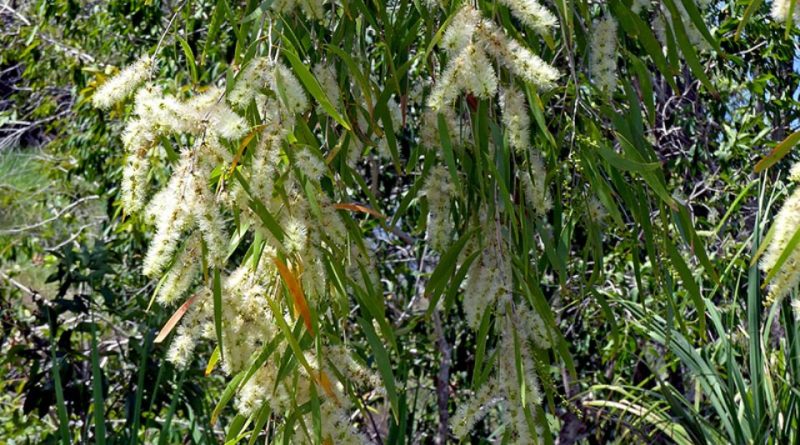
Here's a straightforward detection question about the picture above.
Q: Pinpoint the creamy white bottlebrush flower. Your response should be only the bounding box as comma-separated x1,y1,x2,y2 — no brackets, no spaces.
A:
132,86,193,134
228,58,308,115
453,304,544,439
319,201,349,247
284,216,309,255
313,62,342,109
521,151,551,215
157,233,201,306
220,264,278,373
631,0,651,14
132,84,246,142
431,5,558,110
761,169,800,303
166,288,212,368
207,103,249,141
500,86,531,154
316,401,371,445
235,363,283,415
519,301,554,349
228,58,271,108
590,15,618,94
142,155,194,277
462,231,511,329
246,116,286,212
272,63,310,115
790,162,800,182
424,165,456,251
92,55,152,108
498,0,558,34
294,147,327,179
772,0,800,23
100,23,394,436
451,380,503,439
420,107,461,150
190,177,228,268
299,0,325,20
496,306,543,439
476,18,560,90
655,4,711,52
325,344,381,389
120,149,151,213
587,196,608,222
140,138,229,276
428,44,498,110
441,6,481,54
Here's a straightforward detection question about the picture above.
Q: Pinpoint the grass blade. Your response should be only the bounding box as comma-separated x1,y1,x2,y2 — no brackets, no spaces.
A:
91,321,106,445
50,322,71,445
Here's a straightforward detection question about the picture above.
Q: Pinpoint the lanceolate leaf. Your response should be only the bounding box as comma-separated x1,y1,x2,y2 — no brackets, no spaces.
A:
274,256,314,336
281,46,352,130
755,130,800,173
154,294,198,344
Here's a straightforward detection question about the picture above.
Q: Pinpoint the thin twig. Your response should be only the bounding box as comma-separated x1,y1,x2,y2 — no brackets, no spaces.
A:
0,195,99,234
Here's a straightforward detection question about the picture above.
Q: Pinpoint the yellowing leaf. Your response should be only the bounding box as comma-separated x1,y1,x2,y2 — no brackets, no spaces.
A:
273,256,314,336
205,346,220,376
317,370,338,401
333,203,387,219
228,124,267,175
155,294,197,343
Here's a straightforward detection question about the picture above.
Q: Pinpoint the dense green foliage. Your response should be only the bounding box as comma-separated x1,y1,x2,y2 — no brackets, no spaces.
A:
4,0,800,443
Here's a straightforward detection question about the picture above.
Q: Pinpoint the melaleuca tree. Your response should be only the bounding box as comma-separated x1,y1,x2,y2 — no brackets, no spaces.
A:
88,0,723,442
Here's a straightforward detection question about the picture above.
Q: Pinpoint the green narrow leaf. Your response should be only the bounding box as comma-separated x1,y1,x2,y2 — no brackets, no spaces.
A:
325,45,374,108
265,295,315,375
157,371,186,445
232,169,286,242
91,322,106,445
375,94,403,174
213,268,224,361
358,317,399,420
665,241,706,335
225,414,248,443
735,0,765,39
202,0,228,64
592,289,620,346
662,0,717,93
281,47,352,130
212,372,246,425
425,230,475,315
248,404,272,445
754,130,800,173
675,0,721,52
628,54,656,128
176,36,198,84
51,326,71,445
610,0,679,91
594,142,661,172
674,205,720,285
130,333,152,445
